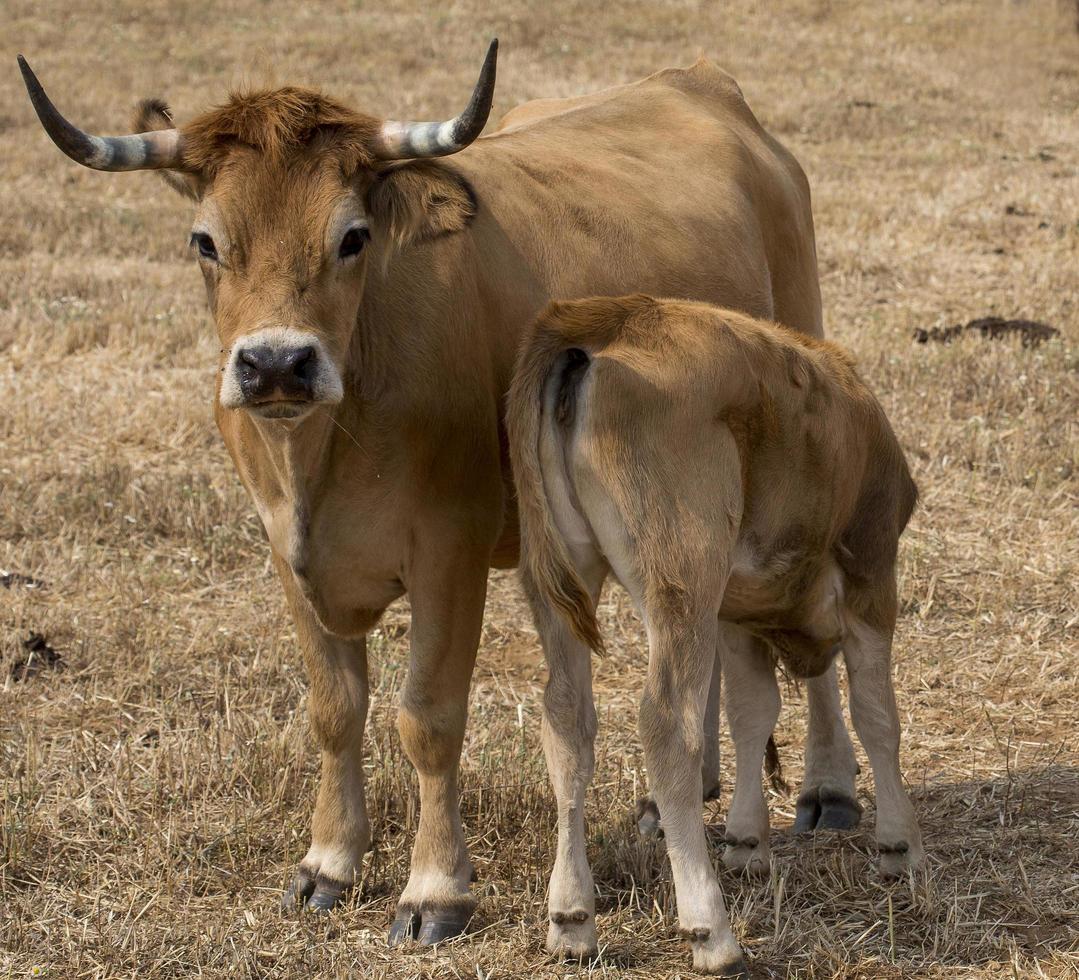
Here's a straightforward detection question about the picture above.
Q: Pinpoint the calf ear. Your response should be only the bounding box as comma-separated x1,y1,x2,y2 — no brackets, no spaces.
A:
132,99,202,201
366,160,477,251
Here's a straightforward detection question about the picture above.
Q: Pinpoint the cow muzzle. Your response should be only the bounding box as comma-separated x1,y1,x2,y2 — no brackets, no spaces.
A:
219,328,344,419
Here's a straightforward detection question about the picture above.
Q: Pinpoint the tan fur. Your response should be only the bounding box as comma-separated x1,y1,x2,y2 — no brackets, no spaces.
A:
101,60,841,931
509,295,923,971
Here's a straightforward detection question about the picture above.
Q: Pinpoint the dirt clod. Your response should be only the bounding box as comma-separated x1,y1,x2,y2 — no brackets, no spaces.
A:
913,317,1060,348
10,633,63,681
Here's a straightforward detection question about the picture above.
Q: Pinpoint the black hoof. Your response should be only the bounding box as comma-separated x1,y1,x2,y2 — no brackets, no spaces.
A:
388,908,471,946
306,875,350,912
282,869,350,912
636,797,663,838
387,909,420,946
281,868,316,910
794,788,862,833
417,910,471,945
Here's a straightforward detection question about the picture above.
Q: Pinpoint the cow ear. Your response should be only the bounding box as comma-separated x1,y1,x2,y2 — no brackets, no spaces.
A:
132,99,202,201
365,160,477,251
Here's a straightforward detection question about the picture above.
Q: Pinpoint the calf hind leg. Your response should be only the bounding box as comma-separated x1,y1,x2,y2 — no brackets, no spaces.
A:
635,647,722,839
641,613,747,977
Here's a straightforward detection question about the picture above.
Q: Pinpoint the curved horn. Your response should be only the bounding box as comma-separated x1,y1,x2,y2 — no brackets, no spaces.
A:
18,56,183,171
374,39,498,160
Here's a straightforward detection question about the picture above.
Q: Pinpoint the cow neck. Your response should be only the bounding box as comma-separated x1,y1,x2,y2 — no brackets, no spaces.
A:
242,410,335,571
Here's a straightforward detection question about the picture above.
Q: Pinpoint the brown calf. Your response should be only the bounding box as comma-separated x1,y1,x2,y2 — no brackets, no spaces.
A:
509,295,923,975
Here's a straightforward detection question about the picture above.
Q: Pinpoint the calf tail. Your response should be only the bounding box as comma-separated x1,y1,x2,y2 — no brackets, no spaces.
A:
507,309,605,655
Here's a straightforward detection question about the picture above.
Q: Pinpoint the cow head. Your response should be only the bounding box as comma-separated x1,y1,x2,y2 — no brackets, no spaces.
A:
19,42,497,422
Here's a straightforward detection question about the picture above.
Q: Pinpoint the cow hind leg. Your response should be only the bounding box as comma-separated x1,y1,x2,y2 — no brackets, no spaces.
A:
843,617,923,877
640,612,747,977
719,623,779,875
794,663,863,833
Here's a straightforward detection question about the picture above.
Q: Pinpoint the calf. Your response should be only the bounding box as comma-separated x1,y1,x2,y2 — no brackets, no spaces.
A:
508,295,923,975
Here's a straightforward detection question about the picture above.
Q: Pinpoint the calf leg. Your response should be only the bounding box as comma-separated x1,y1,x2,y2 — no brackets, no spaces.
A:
527,562,606,960
389,546,489,945
794,664,863,832
635,649,722,839
280,575,371,912
843,618,923,877
640,614,747,977
719,623,779,875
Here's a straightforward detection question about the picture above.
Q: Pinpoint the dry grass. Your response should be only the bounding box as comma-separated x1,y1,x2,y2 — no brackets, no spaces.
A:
2,1,1078,977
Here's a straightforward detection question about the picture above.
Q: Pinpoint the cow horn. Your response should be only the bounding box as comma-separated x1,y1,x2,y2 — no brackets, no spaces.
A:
374,39,498,160
18,56,184,171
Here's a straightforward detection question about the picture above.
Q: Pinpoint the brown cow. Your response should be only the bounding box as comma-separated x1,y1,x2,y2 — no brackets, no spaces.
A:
20,45,860,944
509,295,923,975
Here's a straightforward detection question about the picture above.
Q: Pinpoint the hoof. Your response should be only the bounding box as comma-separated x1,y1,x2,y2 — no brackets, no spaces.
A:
722,834,770,875
703,782,723,802
794,788,862,833
879,838,924,879
635,797,663,838
683,930,749,976
282,868,350,912
388,907,471,946
546,910,597,961
281,867,316,911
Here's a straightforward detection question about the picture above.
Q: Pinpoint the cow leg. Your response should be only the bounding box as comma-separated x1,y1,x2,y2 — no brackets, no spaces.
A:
794,664,863,833
640,613,747,977
843,618,923,877
635,646,722,839
719,624,778,875
529,561,606,960
389,546,488,946
281,580,371,912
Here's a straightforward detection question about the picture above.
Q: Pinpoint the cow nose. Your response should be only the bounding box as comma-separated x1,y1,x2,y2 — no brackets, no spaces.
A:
236,344,317,401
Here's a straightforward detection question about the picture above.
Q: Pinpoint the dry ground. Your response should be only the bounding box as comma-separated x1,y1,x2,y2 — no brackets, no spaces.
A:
2,1,1078,977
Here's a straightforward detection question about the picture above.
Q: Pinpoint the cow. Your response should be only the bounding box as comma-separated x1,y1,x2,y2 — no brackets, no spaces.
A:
19,43,863,945
508,294,924,975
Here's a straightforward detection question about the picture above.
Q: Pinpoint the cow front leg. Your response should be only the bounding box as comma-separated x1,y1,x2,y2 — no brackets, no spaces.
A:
843,618,923,877
280,577,370,912
641,613,747,977
794,663,863,833
719,624,779,875
388,549,488,946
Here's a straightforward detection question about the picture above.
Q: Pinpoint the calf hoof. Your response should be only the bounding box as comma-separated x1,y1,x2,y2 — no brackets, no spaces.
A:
281,867,350,912
680,928,749,977
388,906,471,946
879,839,925,879
547,909,598,960
635,797,663,838
794,788,862,833
722,834,770,875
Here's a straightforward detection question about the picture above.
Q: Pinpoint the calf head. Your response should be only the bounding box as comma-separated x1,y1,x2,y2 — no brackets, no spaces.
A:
19,42,496,422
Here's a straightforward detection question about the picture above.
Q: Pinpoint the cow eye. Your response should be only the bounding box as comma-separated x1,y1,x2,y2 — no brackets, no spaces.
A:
338,226,370,260
191,232,218,261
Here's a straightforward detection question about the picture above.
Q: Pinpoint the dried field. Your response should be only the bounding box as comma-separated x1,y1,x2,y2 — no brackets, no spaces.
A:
2,1,1078,977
